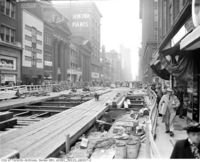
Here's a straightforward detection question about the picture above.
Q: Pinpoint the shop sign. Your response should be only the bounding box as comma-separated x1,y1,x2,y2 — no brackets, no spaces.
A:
0,56,16,70
44,61,52,67
192,0,200,27
1,74,16,83
72,13,90,28
91,72,99,79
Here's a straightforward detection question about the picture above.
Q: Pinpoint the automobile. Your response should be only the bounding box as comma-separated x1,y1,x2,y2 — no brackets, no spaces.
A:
110,84,116,88
82,87,90,92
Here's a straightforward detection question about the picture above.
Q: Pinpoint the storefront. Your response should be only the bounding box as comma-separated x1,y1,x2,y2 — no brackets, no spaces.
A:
67,68,82,83
150,1,200,123
179,23,200,123
0,44,21,85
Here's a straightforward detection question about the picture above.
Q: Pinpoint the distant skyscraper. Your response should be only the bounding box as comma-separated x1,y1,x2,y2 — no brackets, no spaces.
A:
120,45,132,81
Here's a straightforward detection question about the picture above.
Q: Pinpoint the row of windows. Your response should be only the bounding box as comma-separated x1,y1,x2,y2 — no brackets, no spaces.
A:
70,62,78,69
0,0,16,19
25,35,42,45
25,45,42,54
0,25,15,43
25,25,42,36
44,53,52,62
25,56,42,65
44,34,52,46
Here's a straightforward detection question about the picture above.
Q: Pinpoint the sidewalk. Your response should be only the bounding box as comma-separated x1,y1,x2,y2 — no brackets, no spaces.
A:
155,116,187,158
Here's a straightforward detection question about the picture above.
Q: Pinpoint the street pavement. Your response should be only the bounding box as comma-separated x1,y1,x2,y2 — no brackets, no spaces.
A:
155,116,187,158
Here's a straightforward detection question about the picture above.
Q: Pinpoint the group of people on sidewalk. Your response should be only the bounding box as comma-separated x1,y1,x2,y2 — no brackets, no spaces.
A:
152,85,200,159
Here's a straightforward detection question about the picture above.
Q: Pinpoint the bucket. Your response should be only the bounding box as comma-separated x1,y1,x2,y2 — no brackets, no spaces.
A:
115,143,127,159
126,141,141,159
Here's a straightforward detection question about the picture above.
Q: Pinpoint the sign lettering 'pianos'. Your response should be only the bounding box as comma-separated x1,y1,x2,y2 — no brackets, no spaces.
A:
72,13,90,28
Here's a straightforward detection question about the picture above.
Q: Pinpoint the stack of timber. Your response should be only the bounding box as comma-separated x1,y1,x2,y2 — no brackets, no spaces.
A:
0,112,17,131
0,89,123,158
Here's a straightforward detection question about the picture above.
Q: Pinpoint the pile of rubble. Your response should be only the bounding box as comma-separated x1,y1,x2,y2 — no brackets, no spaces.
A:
62,108,149,159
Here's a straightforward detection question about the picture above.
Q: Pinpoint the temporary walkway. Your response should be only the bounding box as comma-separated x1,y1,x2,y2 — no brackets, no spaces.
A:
155,116,187,158
0,89,125,158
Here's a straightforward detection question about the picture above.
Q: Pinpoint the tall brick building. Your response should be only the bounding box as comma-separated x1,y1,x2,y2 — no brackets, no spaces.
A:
0,0,22,85
54,2,102,81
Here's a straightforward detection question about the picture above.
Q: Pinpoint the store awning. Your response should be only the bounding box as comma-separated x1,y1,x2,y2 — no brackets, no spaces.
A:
150,51,170,80
152,44,200,81
180,25,200,50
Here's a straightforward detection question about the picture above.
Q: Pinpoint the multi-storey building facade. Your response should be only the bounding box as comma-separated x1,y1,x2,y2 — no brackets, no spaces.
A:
147,0,200,122
71,36,92,83
0,0,22,85
17,1,71,83
139,0,159,83
43,23,54,80
106,50,122,82
21,9,44,84
54,2,102,81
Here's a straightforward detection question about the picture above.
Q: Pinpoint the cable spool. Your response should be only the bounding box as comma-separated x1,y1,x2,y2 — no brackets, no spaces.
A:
192,0,200,27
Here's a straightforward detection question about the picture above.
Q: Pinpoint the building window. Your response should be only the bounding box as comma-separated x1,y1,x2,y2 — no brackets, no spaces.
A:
0,26,4,41
0,25,16,43
25,45,32,52
36,49,42,54
25,56,32,61
5,0,9,16
11,29,14,43
0,0,16,18
10,2,15,18
37,39,42,45
25,35,32,41
5,27,10,42
25,25,32,32
37,30,42,36
0,0,5,13
44,34,51,46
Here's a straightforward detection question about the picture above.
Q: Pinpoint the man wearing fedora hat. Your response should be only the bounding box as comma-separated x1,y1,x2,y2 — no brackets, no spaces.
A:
170,124,200,159
158,88,180,137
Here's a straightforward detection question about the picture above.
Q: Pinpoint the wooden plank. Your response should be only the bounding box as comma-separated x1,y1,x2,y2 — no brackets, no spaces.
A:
0,118,17,130
10,109,62,113
42,101,84,104
0,112,14,122
25,105,71,110
14,111,30,117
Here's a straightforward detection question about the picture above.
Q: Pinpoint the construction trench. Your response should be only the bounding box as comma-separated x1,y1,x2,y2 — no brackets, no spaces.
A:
0,88,155,159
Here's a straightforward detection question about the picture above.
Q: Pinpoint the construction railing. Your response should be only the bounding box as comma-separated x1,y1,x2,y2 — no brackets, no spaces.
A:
146,88,161,158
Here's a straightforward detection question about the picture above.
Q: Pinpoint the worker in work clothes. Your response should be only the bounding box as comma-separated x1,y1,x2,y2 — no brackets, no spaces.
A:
94,93,100,101
158,88,180,137
171,124,200,159
124,98,130,110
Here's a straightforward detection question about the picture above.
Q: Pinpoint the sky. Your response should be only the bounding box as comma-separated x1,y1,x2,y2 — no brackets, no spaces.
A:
95,0,141,80
52,0,142,80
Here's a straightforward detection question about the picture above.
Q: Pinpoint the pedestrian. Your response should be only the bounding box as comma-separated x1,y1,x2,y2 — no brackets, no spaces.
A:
170,124,200,159
176,86,184,118
124,98,129,110
94,93,99,101
158,88,180,137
